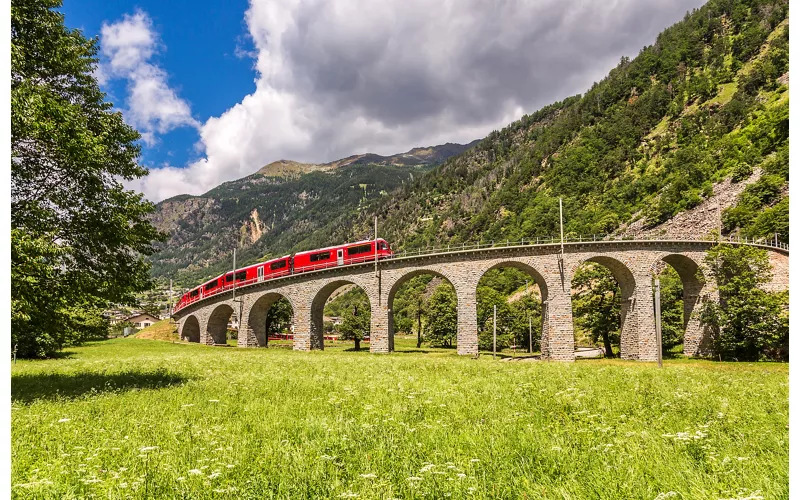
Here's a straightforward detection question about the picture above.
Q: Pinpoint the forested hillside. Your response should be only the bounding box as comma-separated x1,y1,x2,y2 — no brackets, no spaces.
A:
338,0,789,251
151,0,787,289
149,142,477,284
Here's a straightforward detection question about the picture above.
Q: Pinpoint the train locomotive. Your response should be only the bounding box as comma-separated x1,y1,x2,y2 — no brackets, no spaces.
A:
173,238,392,312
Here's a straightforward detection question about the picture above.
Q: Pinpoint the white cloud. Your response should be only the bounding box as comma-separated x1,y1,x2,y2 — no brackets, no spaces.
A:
100,11,198,146
127,0,706,202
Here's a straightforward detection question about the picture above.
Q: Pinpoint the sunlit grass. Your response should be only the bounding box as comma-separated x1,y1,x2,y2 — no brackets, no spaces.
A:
11,338,787,499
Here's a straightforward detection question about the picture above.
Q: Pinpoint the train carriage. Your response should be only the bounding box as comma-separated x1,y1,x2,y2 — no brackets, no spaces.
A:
173,239,392,313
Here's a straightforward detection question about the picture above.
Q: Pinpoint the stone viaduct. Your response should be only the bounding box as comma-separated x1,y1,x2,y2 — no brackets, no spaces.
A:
172,240,789,362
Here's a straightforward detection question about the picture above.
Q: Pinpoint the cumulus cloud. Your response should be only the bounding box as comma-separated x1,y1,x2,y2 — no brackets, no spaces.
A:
130,0,704,202
100,11,199,145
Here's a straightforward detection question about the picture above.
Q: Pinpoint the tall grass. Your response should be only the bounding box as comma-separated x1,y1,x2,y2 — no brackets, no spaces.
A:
11,339,787,499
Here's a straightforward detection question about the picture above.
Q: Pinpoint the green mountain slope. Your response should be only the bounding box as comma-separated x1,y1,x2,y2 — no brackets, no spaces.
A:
150,0,788,288
149,142,478,284
340,0,788,252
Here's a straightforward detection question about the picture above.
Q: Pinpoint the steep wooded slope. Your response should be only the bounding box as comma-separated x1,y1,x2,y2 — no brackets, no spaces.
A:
337,0,789,251
149,142,478,284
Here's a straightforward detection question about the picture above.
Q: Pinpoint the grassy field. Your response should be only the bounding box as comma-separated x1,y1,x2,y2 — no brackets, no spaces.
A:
11,338,788,499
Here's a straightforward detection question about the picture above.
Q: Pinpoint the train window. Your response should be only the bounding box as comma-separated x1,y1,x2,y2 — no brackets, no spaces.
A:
347,244,372,255
236,271,247,281
225,273,233,282
310,251,331,262
204,282,216,291
190,290,199,297
380,241,388,250
270,260,287,270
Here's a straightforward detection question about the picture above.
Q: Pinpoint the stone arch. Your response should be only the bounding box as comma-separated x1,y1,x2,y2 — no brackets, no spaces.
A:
572,255,639,359
477,260,549,301
207,303,235,345
181,315,200,343
247,292,295,347
311,279,373,350
386,269,458,351
653,253,706,356
475,260,550,354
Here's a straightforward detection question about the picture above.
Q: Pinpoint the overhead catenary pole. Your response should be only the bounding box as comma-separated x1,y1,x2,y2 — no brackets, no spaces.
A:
654,277,663,368
559,197,565,255
374,216,378,278
526,280,532,353
169,279,173,315
232,248,236,301
493,305,497,360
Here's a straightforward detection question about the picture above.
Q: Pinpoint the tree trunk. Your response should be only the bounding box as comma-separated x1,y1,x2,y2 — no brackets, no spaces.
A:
597,294,613,358
602,331,613,358
354,339,361,351
416,303,422,348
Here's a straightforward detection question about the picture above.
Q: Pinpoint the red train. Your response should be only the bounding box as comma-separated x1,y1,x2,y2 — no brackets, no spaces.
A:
174,239,393,312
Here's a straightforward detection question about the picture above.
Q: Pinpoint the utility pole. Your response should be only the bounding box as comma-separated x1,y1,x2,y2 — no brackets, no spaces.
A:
654,277,663,368
232,248,243,345
525,280,531,353
558,197,566,289
374,216,378,278
493,305,497,360
559,198,565,255
529,316,533,355
169,279,173,315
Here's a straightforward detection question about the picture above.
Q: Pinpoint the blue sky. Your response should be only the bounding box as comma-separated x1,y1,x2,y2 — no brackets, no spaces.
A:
61,0,255,170
59,0,706,202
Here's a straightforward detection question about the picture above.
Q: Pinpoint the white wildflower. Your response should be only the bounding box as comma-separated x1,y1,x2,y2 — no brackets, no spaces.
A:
359,473,376,479
58,418,70,423
139,446,158,452
188,469,203,475
654,492,678,500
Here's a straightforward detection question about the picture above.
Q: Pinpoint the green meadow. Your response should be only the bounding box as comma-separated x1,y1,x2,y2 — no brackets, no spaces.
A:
11,338,788,499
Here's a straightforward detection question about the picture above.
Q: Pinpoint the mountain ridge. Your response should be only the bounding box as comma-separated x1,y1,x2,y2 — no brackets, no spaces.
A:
256,141,481,178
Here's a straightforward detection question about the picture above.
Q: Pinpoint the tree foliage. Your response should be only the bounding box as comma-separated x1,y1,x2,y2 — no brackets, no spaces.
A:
336,292,371,351
699,244,788,361
11,0,164,357
572,264,621,357
425,284,458,348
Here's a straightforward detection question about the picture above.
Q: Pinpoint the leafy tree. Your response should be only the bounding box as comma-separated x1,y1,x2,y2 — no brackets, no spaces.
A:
337,300,370,351
265,297,293,344
658,266,685,352
572,264,620,357
12,0,164,357
425,284,457,348
699,244,788,361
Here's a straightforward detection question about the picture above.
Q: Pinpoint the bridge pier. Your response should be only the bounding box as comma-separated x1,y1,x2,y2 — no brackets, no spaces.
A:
543,292,575,361
293,304,315,351
456,288,479,356
370,301,391,353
